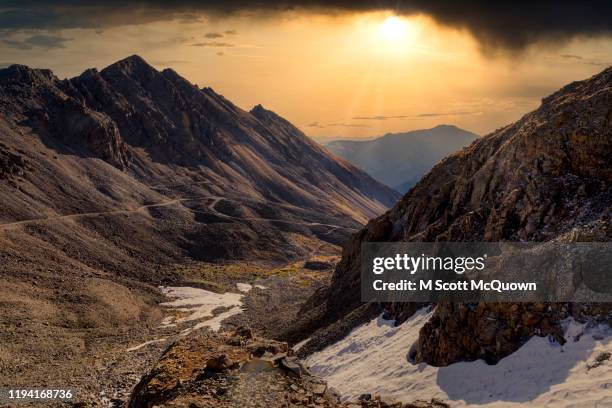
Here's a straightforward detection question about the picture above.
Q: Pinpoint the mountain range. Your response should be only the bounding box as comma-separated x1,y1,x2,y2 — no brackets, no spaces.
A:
0,55,399,265
326,125,478,192
3,55,611,407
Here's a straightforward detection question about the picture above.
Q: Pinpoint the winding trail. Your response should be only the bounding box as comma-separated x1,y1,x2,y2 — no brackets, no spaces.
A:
0,197,199,230
0,193,358,234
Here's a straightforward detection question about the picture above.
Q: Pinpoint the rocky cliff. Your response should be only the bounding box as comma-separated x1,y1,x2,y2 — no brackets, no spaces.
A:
297,66,612,365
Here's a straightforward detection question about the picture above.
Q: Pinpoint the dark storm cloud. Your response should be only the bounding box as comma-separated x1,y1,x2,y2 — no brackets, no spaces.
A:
3,34,71,49
0,1,611,51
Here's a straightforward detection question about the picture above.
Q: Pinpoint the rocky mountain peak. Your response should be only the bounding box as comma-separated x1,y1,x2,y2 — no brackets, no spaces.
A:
102,54,155,77
431,124,462,131
250,104,290,125
78,67,99,79
249,104,308,142
298,65,612,366
250,103,269,117
0,64,57,88
1,55,399,237
541,65,612,108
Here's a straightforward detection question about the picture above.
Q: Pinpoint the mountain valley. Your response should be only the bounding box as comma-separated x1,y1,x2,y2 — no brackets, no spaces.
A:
0,56,398,406
1,57,611,408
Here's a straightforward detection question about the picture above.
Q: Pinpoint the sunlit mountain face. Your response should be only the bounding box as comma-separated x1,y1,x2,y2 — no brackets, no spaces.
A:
1,2,611,140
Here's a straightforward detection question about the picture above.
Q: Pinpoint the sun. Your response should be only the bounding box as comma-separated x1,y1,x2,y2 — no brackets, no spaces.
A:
379,16,408,41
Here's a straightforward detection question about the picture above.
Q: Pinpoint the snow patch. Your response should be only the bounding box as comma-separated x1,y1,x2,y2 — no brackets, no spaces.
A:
307,308,612,407
293,337,311,352
187,307,244,333
159,316,175,327
127,338,166,352
236,283,252,292
159,286,244,333
254,284,267,290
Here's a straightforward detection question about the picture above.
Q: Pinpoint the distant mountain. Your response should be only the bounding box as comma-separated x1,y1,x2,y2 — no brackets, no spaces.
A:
326,125,478,192
310,135,376,145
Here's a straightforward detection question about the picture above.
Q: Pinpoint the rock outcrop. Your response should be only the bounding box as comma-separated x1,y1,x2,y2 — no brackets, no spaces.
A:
0,64,130,168
299,66,612,365
0,142,29,181
129,328,449,408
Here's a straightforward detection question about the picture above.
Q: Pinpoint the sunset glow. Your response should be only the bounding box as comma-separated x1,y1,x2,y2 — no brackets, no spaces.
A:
0,9,610,140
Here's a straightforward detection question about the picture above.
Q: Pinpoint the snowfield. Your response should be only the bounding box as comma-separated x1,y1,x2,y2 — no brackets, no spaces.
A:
307,307,612,407
236,283,253,293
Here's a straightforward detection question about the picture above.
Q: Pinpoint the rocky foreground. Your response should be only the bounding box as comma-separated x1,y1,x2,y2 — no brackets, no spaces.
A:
128,327,448,408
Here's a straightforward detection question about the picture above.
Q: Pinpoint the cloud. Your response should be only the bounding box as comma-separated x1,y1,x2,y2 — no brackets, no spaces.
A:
416,111,475,117
328,123,369,128
352,115,411,120
151,59,191,65
0,2,610,52
560,54,583,60
583,60,611,67
204,32,224,38
352,112,476,120
224,29,237,35
306,121,368,128
3,33,71,50
178,13,204,23
217,51,224,56
191,41,233,47
2,39,31,50
305,121,324,128
558,54,611,67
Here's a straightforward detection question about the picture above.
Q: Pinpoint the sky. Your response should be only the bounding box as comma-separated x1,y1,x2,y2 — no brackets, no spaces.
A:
1,2,611,141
